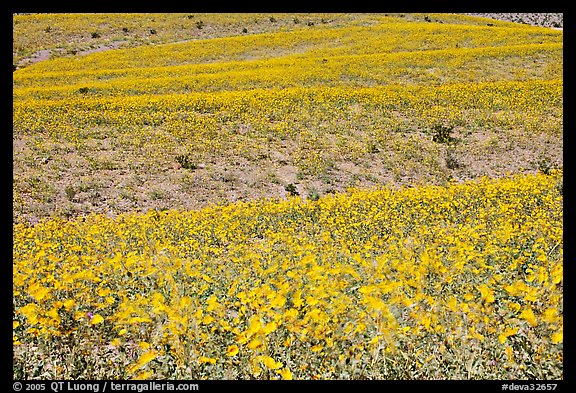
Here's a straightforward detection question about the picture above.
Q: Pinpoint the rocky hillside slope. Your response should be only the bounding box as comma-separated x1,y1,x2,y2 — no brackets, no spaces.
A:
466,13,563,28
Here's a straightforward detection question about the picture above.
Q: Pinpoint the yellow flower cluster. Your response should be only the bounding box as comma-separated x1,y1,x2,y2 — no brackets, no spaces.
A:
13,172,563,379
13,42,562,100
13,79,563,157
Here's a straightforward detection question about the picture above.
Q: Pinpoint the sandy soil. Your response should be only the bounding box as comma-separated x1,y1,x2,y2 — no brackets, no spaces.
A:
15,41,129,70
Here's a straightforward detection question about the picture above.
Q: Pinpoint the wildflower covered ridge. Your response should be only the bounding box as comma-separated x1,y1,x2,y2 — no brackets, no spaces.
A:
13,13,562,225
14,172,563,379
13,13,562,379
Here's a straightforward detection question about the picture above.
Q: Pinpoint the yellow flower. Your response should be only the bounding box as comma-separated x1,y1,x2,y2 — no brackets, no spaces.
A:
127,316,153,324
283,308,298,321
551,264,563,285
354,322,366,334
90,314,104,325
202,315,214,325
365,295,388,311
247,338,264,350
235,332,248,344
63,299,76,311
498,327,518,344
246,316,262,336
259,355,283,370
519,308,538,327
271,294,286,308
278,368,293,380
28,282,50,302
198,356,217,365
477,284,495,304
226,345,239,357
202,274,215,283
263,321,278,335
179,296,192,308
551,330,563,344
507,302,521,313
127,351,158,375
542,308,557,324
421,315,431,331
505,346,515,363
138,342,150,349
250,362,262,377
19,303,40,325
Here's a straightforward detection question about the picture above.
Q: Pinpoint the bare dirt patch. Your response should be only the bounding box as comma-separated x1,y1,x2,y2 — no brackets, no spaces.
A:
15,41,129,70
12,126,561,226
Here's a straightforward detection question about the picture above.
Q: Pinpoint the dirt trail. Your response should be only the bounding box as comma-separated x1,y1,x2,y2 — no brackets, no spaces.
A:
15,40,128,70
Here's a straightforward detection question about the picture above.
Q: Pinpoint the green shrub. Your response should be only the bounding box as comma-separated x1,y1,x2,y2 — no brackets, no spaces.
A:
285,183,299,196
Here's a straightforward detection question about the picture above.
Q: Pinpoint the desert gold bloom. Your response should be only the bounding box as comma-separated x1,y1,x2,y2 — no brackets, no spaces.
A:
226,345,239,357
519,308,538,327
198,356,217,365
498,327,519,344
279,368,293,380
19,304,40,326
90,314,104,325
259,355,283,370
551,330,563,344
478,284,495,304
127,351,158,375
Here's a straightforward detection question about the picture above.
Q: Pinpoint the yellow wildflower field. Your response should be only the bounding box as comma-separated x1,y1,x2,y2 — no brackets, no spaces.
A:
13,13,562,225
13,172,563,379
13,13,562,379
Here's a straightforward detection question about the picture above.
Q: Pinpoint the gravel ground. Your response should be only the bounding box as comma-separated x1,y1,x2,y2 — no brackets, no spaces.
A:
465,13,563,28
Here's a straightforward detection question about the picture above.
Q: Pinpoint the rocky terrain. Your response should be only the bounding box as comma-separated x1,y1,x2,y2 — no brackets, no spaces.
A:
465,13,563,28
